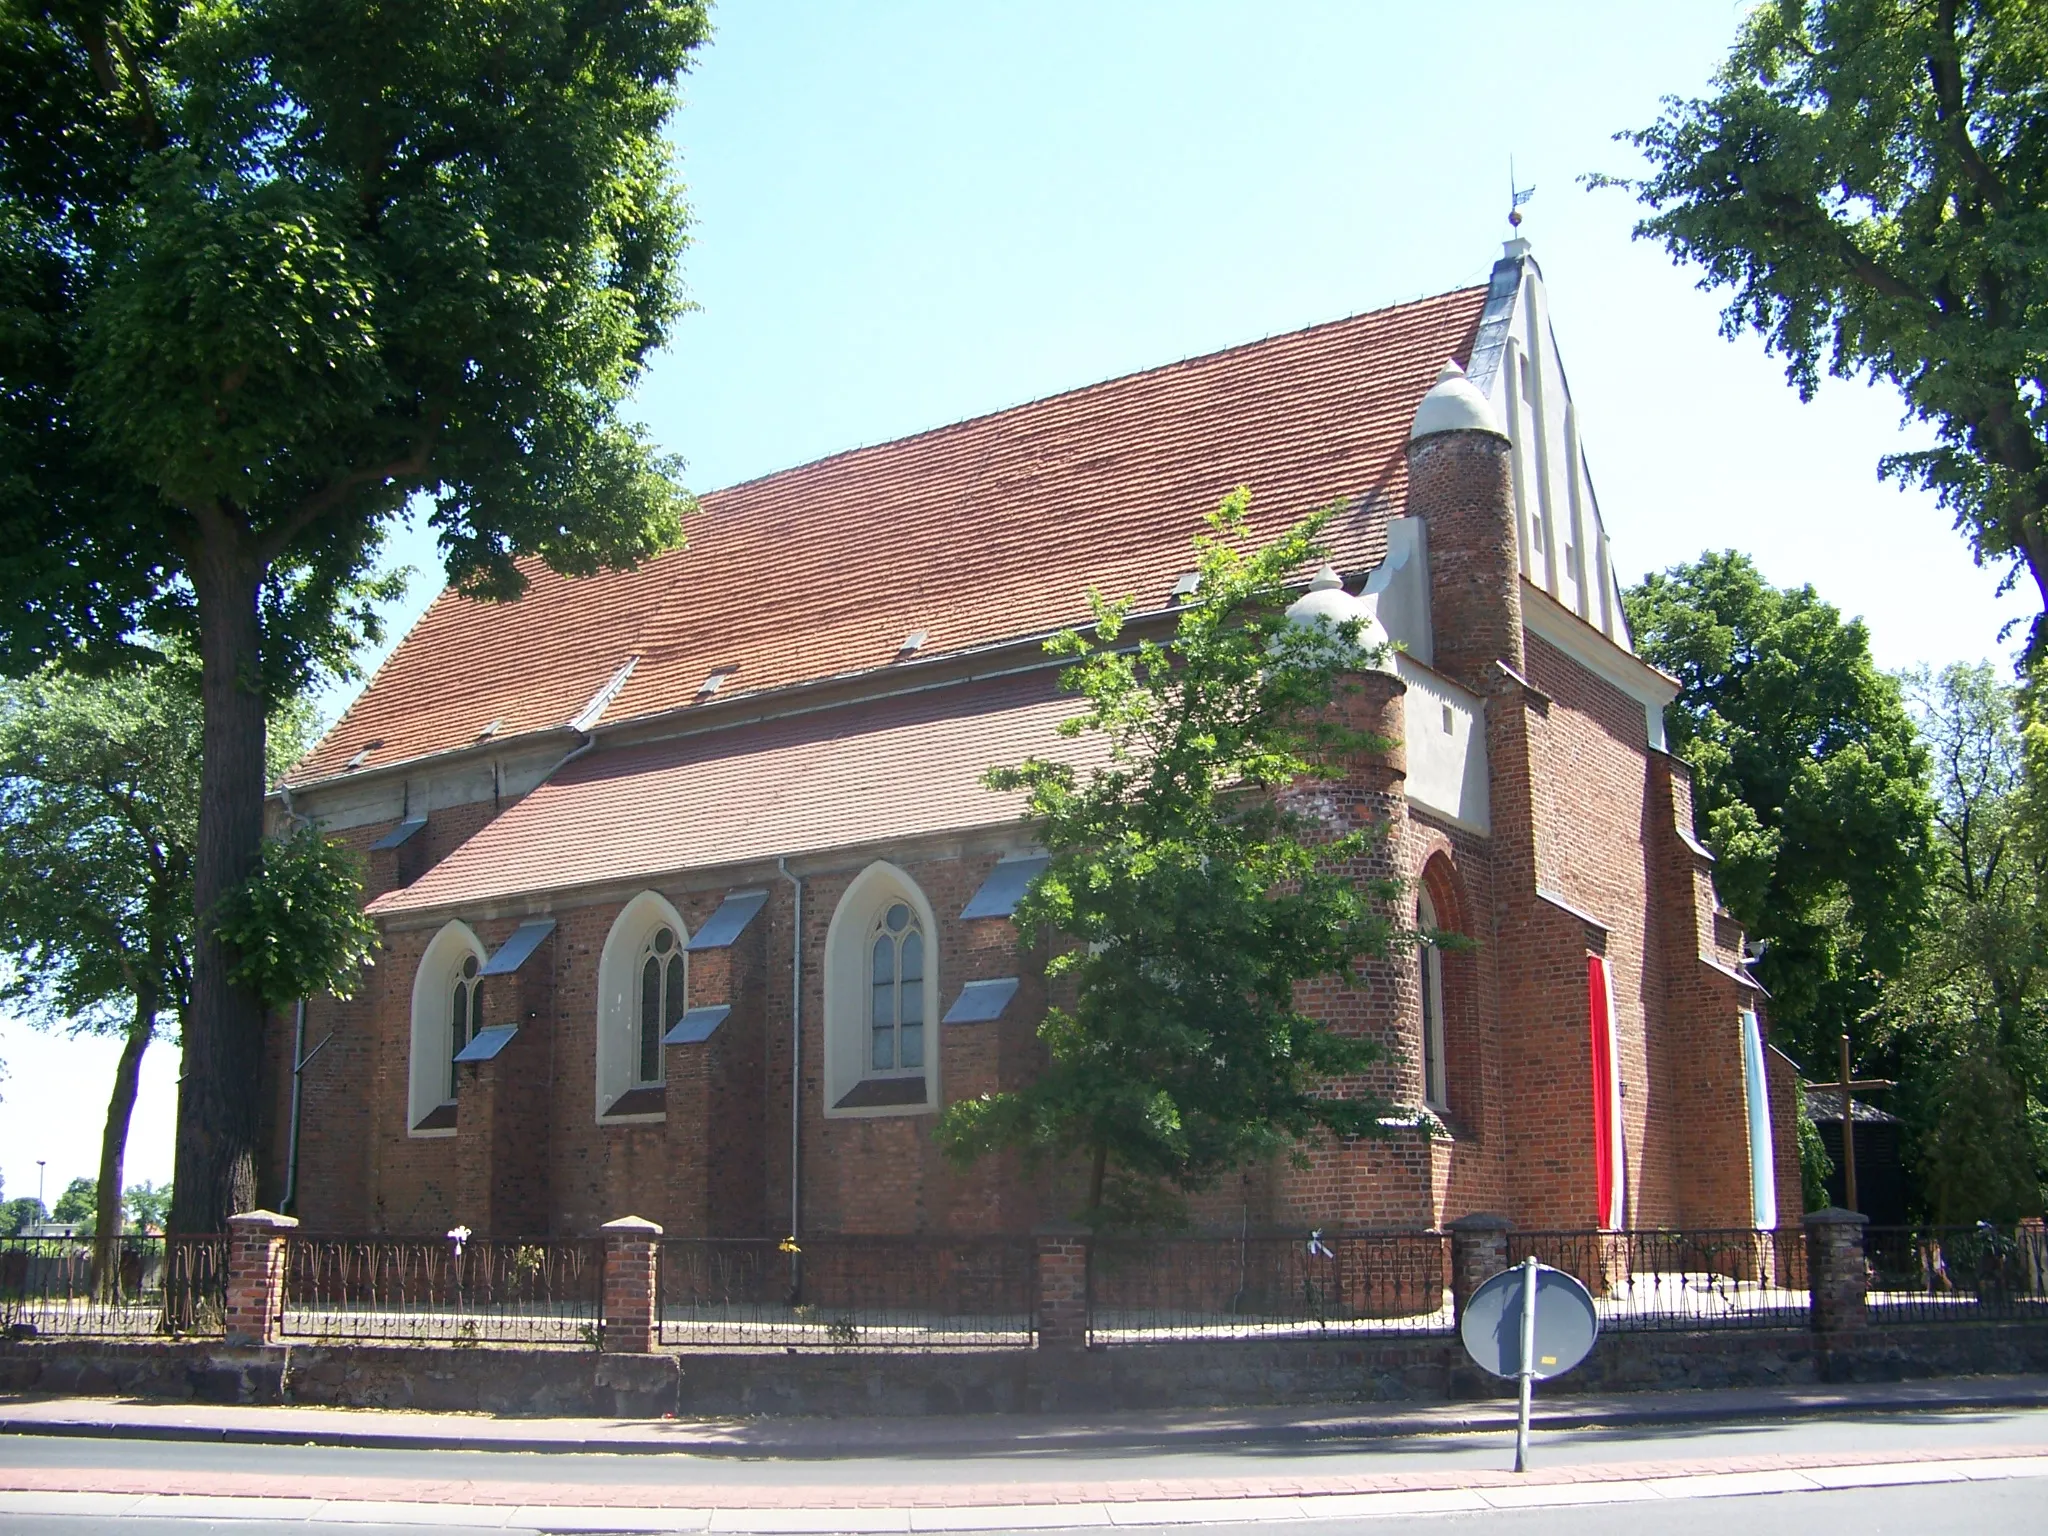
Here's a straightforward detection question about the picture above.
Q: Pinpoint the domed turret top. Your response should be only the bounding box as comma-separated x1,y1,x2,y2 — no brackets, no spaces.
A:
1284,564,1392,665
1409,359,1505,443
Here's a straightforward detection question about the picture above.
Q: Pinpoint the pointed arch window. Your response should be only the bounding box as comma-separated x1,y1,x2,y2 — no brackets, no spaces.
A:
448,954,482,1100
638,926,685,1087
868,902,926,1074
1418,889,1448,1113
409,921,486,1136
596,893,688,1123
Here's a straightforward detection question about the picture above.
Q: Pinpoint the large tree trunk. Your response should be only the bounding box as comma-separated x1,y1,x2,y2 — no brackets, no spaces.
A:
91,988,154,1300
169,537,270,1236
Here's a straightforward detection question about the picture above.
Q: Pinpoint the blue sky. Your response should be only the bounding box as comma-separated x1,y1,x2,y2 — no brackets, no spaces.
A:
2,1,2026,1206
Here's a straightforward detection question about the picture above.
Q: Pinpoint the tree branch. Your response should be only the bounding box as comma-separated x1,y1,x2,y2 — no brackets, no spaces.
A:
254,412,445,568
1927,0,2009,216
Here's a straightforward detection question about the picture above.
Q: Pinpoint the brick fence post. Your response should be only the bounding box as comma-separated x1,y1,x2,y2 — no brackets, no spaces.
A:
1446,1213,1513,1329
224,1209,297,1347
601,1215,663,1353
1804,1207,1869,1335
1034,1222,1091,1350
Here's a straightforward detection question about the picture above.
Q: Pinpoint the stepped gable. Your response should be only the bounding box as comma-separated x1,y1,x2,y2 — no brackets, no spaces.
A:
292,285,1488,786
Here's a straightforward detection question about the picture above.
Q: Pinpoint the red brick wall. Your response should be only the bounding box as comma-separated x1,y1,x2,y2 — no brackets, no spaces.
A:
266,559,1773,1243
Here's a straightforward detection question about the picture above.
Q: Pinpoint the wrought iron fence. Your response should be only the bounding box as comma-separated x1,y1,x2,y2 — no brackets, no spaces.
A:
279,1235,602,1346
1864,1223,2048,1323
1505,1229,1808,1330
1087,1232,1453,1343
0,1234,227,1338
659,1236,1036,1348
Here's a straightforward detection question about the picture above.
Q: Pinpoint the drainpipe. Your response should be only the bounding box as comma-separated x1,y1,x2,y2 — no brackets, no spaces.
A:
776,856,803,1303
278,784,311,1215
283,998,307,1213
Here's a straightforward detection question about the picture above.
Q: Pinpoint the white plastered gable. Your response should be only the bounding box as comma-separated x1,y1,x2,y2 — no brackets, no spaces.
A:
1464,240,1632,650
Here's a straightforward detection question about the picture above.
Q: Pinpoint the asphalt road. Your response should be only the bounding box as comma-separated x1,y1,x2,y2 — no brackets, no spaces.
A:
4,1403,2045,1485
1,1407,2042,1531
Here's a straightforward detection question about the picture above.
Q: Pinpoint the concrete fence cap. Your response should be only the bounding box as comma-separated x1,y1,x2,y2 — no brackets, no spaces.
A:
1802,1207,1871,1226
601,1215,665,1235
226,1209,300,1230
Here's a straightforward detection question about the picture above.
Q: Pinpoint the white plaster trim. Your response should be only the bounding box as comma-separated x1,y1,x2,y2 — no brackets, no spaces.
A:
1521,582,1678,752
1395,654,1489,835
822,861,942,1120
595,891,688,1125
407,920,485,1138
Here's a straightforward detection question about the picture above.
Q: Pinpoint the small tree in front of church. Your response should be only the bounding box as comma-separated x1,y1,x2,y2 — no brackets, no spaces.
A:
937,493,1403,1228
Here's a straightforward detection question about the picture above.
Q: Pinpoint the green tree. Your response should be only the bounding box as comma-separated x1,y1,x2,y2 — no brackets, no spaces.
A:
1626,552,1932,1073
0,1,709,1232
0,1198,45,1237
937,495,1400,1227
0,660,356,1276
50,1176,96,1233
1882,662,2047,1219
1607,0,2048,651
123,1180,171,1234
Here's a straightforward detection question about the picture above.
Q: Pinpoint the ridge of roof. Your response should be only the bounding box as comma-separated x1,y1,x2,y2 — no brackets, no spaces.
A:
698,284,1489,503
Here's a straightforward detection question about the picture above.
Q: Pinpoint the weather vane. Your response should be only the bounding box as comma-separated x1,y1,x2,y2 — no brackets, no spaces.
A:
1509,157,1536,229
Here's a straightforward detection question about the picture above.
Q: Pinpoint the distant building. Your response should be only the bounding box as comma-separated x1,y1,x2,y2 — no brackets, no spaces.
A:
266,238,1801,1242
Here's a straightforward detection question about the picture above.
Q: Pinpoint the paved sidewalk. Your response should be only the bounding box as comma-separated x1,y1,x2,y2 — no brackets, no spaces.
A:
3,1375,2048,1456
2,1446,2045,1528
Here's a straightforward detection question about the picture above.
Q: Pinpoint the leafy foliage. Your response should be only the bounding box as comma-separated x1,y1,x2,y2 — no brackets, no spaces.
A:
1881,663,2047,1219
0,1199,45,1237
0,0,710,680
123,1180,172,1234
1626,551,1932,1070
0,663,203,1037
1606,0,2048,648
50,1177,95,1231
213,826,380,1008
937,494,1402,1226
0,1,710,1229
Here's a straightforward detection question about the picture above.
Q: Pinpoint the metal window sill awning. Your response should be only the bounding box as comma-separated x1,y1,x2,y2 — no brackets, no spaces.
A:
663,1005,730,1045
943,977,1020,1024
834,1076,927,1110
452,1026,519,1063
960,856,1049,920
687,890,768,951
480,918,556,976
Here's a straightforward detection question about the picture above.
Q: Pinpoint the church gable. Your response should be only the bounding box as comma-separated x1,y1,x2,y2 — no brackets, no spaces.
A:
1465,241,1632,649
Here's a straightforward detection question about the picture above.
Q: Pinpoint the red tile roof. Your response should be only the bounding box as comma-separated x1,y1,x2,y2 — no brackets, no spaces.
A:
294,285,1487,786
368,669,1092,916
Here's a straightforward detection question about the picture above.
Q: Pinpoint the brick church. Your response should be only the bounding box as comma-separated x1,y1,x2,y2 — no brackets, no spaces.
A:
264,238,1804,1242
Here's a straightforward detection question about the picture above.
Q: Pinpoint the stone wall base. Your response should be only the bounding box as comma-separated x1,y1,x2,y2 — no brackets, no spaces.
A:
4,1324,2046,1419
